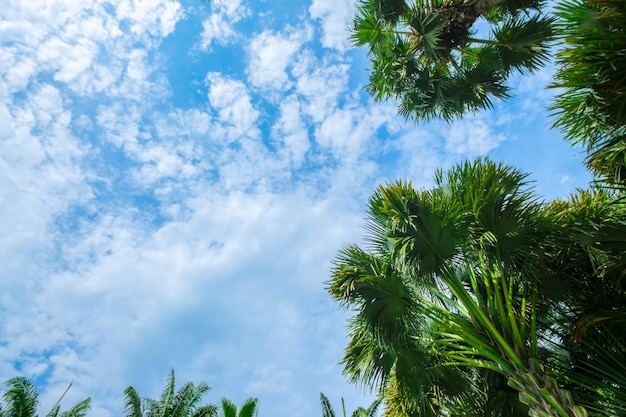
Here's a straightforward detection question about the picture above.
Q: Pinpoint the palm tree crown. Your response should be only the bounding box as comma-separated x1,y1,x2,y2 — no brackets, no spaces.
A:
0,377,90,417
124,370,216,417
328,158,626,417
217,398,257,417
352,0,554,121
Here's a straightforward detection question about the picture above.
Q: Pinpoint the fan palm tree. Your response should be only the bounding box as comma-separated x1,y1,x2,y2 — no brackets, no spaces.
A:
551,0,626,187
320,393,381,417
217,398,257,417
328,158,626,417
0,377,90,417
351,0,554,121
328,159,547,415
124,370,216,417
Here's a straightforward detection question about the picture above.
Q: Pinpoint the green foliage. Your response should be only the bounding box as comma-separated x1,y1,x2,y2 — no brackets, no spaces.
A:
217,398,257,417
319,393,381,417
351,0,555,121
124,370,217,417
0,378,90,417
551,0,626,186
328,159,626,417
353,0,626,187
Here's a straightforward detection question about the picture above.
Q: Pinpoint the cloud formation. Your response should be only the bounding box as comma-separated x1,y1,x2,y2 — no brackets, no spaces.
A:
0,2,591,417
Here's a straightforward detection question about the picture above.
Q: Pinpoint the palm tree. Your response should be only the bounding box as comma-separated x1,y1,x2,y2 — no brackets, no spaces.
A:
0,377,90,417
328,159,626,416
550,0,626,187
320,393,381,417
217,398,257,417
351,0,554,121
328,159,545,415
124,370,216,417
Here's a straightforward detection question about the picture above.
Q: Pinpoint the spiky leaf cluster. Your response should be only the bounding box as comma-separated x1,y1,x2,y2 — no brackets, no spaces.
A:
551,0,626,186
352,0,554,121
124,371,217,417
0,378,90,417
328,159,626,417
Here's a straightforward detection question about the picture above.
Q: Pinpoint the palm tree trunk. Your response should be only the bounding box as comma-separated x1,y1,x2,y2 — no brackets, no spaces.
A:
439,0,505,47
508,364,588,417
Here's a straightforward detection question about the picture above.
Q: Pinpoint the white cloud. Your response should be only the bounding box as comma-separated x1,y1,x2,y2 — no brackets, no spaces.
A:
198,0,250,50
272,95,310,168
1,184,370,416
206,72,260,139
247,27,311,91
309,0,355,51
0,103,15,141
199,13,238,49
293,53,350,123
445,116,507,156
115,0,182,40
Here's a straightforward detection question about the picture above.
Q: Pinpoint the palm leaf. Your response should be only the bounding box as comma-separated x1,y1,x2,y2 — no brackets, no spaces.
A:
2,378,38,417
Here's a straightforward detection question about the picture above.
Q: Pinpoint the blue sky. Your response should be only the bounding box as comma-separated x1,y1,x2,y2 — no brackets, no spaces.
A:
1,1,591,416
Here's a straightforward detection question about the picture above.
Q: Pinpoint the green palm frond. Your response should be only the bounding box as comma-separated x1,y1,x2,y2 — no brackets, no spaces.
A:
551,0,626,186
404,6,444,60
491,14,555,74
191,405,218,417
157,371,176,417
1,378,89,417
236,398,257,417
58,399,90,417
368,181,462,277
327,160,626,417
2,378,38,417
342,316,400,389
320,393,336,417
123,387,143,417
352,13,395,47
543,319,626,417
169,382,210,417
219,399,236,417
352,0,554,121
125,371,214,417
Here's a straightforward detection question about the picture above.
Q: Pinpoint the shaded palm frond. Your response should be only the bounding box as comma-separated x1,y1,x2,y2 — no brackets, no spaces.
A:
491,14,555,74
124,387,143,417
551,0,626,185
320,393,336,417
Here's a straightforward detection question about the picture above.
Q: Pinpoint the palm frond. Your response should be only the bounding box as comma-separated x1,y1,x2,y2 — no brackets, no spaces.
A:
219,399,236,417
124,387,143,417
551,0,626,185
491,14,555,74
237,398,258,417
320,393,335,417
59,398,90,417
2,377,38,417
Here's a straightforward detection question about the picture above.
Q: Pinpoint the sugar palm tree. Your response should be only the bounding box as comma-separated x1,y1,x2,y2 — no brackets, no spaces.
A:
328,159,550,415
217,398,257,417
124,370,216,417
0,377,90,417
551,0,626,187
351,0,554,121
328,159,626,416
